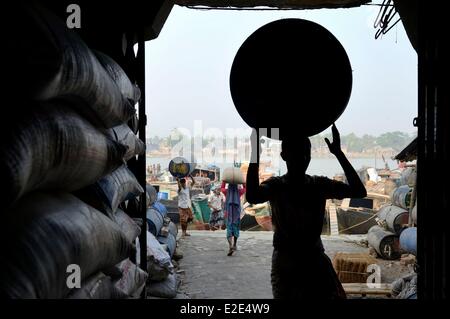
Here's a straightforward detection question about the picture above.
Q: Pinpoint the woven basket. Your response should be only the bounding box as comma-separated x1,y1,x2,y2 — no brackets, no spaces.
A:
332,253,377,283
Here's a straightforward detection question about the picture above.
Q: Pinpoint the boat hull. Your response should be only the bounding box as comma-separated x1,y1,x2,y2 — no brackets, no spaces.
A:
255,215,273,231
337,208,378,234
240,213,266,231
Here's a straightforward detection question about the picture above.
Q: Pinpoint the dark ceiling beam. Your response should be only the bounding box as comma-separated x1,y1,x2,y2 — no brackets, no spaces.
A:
394,0,418,52
175,0,370,9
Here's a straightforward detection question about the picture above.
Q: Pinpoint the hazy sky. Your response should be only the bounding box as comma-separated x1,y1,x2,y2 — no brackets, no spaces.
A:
145,4,418,138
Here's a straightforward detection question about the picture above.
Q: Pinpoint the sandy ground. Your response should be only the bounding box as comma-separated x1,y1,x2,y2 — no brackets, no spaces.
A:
174,230,413,299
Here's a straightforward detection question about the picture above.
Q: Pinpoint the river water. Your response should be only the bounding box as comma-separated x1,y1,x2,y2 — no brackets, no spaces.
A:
147,156,398,178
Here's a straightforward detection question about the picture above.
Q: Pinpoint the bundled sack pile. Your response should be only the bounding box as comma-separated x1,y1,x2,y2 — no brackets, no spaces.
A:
147,201,178,298
134,188,182,299
1,3,147,299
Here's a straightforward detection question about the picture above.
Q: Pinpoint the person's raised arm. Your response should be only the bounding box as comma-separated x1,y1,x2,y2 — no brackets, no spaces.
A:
246,129,272,204
221,181,227,196
239,183,246,197
189,174,196,187
325,124,367,198
177,178,181,192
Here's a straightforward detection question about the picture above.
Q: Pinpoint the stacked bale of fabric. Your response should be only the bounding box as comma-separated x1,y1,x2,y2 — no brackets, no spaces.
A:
74,166,148,299
136,231,178,299
0,193,135,298
140,186,182,298
1,3,147,299
7,3,137,128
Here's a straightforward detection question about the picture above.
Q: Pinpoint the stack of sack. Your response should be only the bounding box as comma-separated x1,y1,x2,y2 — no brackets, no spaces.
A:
1,3,147,299
146,199,178,259
136,231,178,299
391,274,417,299
141,190,180,298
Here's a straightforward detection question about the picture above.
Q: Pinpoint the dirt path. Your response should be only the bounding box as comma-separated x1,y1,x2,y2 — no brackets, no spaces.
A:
176,230,273,299
175,231,410,299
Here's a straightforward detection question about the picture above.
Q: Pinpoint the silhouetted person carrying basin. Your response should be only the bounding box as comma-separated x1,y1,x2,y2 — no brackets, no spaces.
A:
230,18,361,298
246,125,367,299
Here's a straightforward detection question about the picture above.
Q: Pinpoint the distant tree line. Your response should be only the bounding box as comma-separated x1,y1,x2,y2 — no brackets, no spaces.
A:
147,129,417,153
310,131,417,152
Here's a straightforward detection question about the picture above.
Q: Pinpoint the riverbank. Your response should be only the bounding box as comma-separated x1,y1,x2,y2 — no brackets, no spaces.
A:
146,156,399,179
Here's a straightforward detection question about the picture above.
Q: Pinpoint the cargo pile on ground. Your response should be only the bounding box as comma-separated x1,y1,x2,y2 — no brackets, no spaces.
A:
365,171,417,299
0,3,150,299
144,196,183,299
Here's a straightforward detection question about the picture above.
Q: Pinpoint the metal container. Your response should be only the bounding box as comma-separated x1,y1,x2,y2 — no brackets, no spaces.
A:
168,221,178,238
400,227,417,256
367,225,401,260
377,205,409,234
146,207,164,237
159,199,180,224
157,191,169,200
152,201,168,217
230,18,352,138
192,195,211,223
391,186,412,209
400,167,417,186
157,233,176,257
168,157,195,178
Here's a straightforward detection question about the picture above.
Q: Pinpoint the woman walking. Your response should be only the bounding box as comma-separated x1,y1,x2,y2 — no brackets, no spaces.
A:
221,181,246,256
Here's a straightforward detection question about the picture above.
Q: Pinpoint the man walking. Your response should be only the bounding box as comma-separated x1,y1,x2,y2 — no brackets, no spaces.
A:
177,175,196,237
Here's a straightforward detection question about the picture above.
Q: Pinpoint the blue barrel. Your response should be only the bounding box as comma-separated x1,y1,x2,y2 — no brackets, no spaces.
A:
168,221,178,238
157,233,176,257
400,227,417,256
157,192,169,200
152,201,168,217
147,207,164,236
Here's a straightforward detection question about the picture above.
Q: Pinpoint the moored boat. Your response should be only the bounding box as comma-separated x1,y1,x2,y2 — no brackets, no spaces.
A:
336,198,378,234
243,202,272,231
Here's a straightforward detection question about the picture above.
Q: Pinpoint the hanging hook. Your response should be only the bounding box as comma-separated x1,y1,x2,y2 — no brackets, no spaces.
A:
374,0,390,29
374,0,400,39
